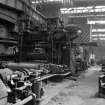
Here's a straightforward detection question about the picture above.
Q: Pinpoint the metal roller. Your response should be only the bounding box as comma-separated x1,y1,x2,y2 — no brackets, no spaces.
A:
5,62,40,69
13,94,36,105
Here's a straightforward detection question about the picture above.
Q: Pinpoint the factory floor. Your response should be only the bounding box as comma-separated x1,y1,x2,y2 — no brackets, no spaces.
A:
40,65,105,105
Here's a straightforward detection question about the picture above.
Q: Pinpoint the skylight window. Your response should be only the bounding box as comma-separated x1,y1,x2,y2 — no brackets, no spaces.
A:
60,6,105,14
99,38,105,40
92,38,98,40
91,33,105,41
92,34,98,36
88,20,105,24
92,29,105,32
32,0,71,4
99,34,105,36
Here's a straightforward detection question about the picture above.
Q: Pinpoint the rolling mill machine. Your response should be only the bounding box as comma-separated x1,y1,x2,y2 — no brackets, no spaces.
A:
0,15,86,105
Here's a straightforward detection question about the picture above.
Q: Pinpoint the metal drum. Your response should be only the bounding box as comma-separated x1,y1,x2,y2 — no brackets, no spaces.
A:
32,80,42,100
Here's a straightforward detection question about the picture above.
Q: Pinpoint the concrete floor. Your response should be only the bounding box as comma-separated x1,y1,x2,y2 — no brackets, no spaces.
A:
41,66,105,105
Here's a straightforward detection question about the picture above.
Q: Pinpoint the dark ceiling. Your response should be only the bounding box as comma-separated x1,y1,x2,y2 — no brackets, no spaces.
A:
74,0,105,7
37,0,105,18
37,3,62,18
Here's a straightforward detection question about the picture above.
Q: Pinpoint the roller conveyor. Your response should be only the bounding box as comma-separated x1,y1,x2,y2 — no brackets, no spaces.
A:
36,74,56,81
55,72,71,76
36,72,71,81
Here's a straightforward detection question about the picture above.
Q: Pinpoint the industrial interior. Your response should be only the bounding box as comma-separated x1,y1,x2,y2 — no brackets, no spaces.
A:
1,0,105,105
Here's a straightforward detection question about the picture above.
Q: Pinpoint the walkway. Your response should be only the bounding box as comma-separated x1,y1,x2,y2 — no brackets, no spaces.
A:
44,66,105,105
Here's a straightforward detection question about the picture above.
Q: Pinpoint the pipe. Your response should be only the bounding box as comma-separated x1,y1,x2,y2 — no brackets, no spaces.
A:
13,94,36,105
5,62,40,69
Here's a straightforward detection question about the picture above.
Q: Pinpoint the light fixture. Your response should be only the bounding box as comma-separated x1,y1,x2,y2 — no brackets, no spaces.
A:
77,29,82,34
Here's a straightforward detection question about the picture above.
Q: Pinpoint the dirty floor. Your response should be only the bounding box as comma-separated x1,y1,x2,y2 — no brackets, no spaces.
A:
41,66,105,105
